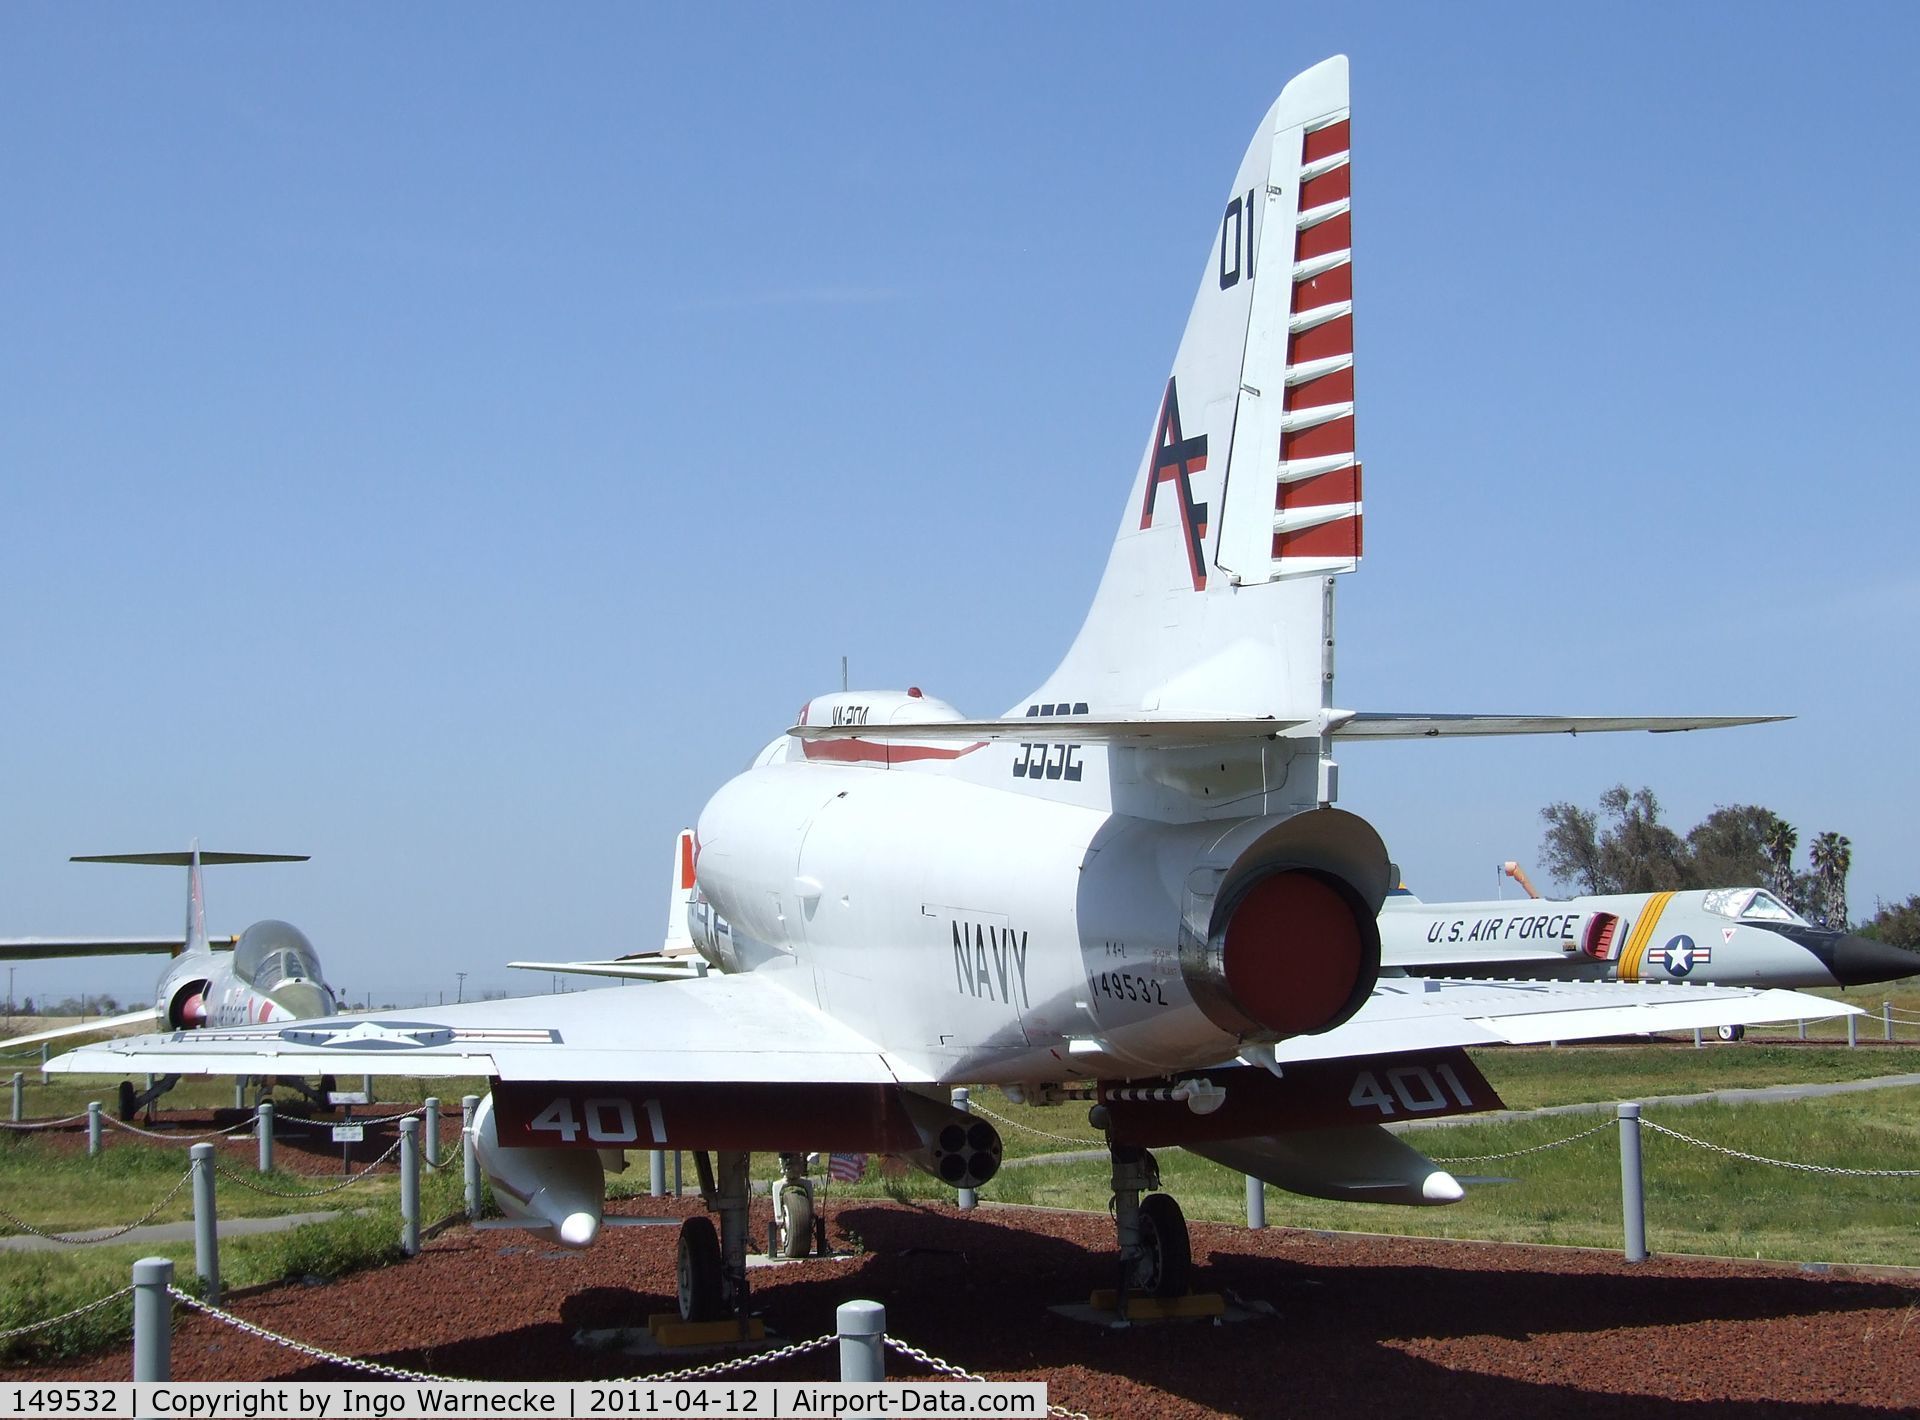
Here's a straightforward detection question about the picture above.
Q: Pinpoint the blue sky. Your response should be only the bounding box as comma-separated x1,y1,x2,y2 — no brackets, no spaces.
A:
2,6,1914,1005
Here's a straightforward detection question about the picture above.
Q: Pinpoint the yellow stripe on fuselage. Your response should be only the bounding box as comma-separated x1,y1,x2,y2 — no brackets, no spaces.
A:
1617,891,1677,982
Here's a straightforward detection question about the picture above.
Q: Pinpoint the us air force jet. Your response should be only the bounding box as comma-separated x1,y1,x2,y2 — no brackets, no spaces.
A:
1381,883,1915,1037
56,57,1856,1322
2,844,340,1116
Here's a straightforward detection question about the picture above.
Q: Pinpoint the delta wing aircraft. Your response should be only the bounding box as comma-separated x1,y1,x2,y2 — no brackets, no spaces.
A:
4,843,340,1116
1382,882,1916,1021
56,57,1857,1321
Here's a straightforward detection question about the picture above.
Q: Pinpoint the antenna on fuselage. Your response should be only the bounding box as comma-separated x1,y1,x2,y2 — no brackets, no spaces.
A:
841,656,848,692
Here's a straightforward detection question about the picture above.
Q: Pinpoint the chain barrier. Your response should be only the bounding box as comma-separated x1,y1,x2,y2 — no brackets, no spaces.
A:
1641,1120,1920,1177
0,1113,90,1132
1879,1004,1920,1022
0,1169,194,1244
0,1286,132,1342
613,1334,834,1384
271,1106,425,1128
967,1103,1103,1148
105,1115,258,1143
214,1138,403,1197
167,1289,449,1381
1427,1118,1615,1165
884,1337,1091,1420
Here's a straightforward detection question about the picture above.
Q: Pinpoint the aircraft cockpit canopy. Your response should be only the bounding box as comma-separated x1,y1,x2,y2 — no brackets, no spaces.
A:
1701,888,1806,925
231,920,325,989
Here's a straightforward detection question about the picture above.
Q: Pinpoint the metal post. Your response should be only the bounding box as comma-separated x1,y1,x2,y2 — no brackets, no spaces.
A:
423,1097,440,1170
233,1077,245,1110
132,1256,173,1381
951,1087,977,1211
1797,1018,1807,1040
10,1072,21,1123
190,1142,220,1302
1848,1013,1858,1048
88,1101,102,1157
1692,1027,1702,1049
1245,1174,1265,1230
462,1095,482,1219
673,1151,683,1197
649,1149,666,1198
362,1074,374,1101
836,1299,886,1382
1886,1002,1895,1042
39,1042,49,1085
256,1102,273,1174
399,1116,421,1256
1618,1102,1646,1264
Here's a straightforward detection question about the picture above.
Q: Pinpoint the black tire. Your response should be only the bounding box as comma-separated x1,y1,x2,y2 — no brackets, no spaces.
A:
117,1080,137,1123
1135,1193,1191,1298
1717,1024,1746,1043
778,1185,813,1259
677,1216,724,1321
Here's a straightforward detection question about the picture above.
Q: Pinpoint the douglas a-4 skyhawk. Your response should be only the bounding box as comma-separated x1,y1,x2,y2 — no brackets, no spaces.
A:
55,57,1856,1322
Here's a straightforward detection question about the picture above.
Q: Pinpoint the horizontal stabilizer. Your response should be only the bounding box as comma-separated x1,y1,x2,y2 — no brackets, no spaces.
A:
1331,713,1788,740
71,852,308,866
0,937,233,960
791,716,1309,748
1,1008,161,1050
507,958,706,982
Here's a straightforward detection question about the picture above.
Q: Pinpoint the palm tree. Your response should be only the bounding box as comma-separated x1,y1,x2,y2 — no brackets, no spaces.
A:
1809,832,1853,930
1764,814,1799,908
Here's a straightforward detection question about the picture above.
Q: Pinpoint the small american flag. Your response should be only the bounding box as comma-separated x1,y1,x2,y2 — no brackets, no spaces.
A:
828,1152,868,1183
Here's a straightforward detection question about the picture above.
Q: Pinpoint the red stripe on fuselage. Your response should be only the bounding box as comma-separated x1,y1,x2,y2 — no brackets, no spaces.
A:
800,737,988,765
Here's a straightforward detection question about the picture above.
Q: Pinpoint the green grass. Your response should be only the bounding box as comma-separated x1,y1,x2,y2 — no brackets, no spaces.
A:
1474,1041,1920,1110
970,1091,1920,1267
0,1105,474,1366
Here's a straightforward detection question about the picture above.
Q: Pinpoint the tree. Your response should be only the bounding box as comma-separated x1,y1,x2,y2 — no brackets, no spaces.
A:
1539,786,1688,895
1858,896,1920,951
1809,832,1853,930
1764,815,1799,905
1684,804,1776,888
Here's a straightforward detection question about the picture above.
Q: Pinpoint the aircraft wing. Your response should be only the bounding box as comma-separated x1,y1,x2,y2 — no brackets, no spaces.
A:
1330,713,1788,739
1267,979,1851,1063
3,1008,161,1050
507,957,706,982
791,717,1309,747
46,973,931,1085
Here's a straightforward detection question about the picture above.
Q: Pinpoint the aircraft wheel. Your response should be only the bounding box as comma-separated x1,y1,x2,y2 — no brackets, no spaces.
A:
777,1184,813,1259
677,1216,724,1322
1717,1024,1746,1043
117,1080,137,1123
1134,1193,1191,1298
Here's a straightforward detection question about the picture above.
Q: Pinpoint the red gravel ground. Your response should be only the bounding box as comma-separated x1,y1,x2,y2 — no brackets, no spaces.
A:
8,1172,1919,1418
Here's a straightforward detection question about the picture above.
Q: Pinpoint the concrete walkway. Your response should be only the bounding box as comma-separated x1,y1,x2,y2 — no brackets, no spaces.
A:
997,1070,1920,1166
0,1210,343,1253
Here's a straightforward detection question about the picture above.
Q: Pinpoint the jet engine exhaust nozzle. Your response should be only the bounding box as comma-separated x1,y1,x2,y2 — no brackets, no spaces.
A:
1185,866,1381,1041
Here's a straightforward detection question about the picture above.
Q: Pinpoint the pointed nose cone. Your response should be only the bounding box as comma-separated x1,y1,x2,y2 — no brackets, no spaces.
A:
1827,935,1920,987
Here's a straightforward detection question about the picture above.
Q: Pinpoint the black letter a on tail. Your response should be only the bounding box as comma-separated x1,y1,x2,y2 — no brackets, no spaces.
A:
1138,378,1210,591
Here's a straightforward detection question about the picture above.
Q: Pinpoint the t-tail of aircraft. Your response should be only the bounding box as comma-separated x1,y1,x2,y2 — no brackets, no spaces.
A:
70,842,309,957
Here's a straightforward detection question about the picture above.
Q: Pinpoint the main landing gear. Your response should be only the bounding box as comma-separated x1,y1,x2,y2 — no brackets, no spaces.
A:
1107,1142,1192,1302
677,1150,753,1326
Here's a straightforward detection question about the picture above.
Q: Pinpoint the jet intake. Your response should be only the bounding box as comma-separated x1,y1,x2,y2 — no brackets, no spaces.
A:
165,980,212,1029
900,1091,1002,1189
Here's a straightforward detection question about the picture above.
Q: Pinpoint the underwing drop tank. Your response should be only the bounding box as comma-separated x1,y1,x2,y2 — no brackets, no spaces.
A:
470,1093,606,1248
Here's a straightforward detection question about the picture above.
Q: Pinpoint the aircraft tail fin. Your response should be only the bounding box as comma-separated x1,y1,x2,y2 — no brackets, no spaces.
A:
1024,57,1358,723
72,843,308,957
662,829,698,957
